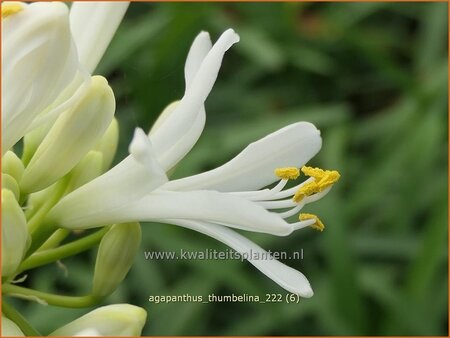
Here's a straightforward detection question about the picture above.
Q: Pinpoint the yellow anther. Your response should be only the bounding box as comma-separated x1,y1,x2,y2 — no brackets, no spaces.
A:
300,166,340,191
293,181,320,203
274,167,300,180
299,213,325,232
1,3,23,18
301,166,327,179
317,170,341,189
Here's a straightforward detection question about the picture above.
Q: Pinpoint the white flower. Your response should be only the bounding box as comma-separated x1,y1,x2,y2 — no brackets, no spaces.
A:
1,1,127,155
47,29,340,298
49,304,146,336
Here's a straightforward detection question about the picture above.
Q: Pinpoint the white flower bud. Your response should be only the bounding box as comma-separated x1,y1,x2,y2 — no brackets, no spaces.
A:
92,223,141,298
94,118,119,172
67,151,104,192
2,189,29,277
20,76,115,193
49,304,147,336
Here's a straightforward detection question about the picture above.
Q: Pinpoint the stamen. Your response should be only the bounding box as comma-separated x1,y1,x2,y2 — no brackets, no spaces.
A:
274,167,300,180
278,202,304,219
299,213,325,232
293,181,320,203
293,166,340,202
258,198,296,209
2,3,23,18
231,178,288,201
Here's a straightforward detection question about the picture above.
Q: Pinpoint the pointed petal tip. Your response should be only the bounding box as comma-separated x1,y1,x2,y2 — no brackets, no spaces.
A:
129,128,151,157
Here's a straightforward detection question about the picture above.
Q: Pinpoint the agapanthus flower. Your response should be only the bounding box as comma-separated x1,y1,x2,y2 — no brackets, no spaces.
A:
46,29,340,297
2,2,340,336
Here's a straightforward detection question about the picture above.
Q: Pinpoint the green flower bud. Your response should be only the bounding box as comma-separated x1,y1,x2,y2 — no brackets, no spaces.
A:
92,223,141,298
21,122,53,166
49,304,146,336
94,118,119,171
2,151,24,183
2,316,25,337
2,189,29,277
2,174,20,201
67,151,104,192
20,76,115,193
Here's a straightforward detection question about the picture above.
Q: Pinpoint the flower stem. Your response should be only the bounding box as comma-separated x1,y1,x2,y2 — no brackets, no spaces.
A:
2,301,41,336
19,227,109,272
26,221,58,257
3,284,100,308
37,228,70,251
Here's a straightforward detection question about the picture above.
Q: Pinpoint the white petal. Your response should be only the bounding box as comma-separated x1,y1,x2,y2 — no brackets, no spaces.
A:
47,130,167,229
49,304,146,336
70,2,129,73
127,190,292,235
150,29,239,170
165,219,314,298
184,31,212,88
2,2,80,154
164,122,322,192
21,76,115,193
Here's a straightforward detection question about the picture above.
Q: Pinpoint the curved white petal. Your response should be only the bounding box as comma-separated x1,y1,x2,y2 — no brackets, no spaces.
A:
150,29,239,170
48,129,167,229
165,219,314,298
184,31,212,88
2,2,80,154
70,2,129,73
164,122,322,192
127,190,292,235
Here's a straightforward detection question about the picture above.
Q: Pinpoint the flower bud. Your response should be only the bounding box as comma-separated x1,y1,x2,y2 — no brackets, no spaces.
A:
92,223,141,298
20,76,115,193
2,189,29,277
2,151,24,182
67,151,104,192
2,174,20,201
2,316,25,336
94,118,119,171
2,1,80,154
49,304,146,336
21,122,53,166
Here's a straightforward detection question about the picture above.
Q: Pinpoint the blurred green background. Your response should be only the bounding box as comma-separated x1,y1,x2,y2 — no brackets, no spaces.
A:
16,2,448,336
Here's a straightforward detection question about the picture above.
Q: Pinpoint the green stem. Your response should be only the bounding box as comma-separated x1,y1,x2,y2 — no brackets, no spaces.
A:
19,227,109,272
26,221,58,258
27,178,68,233
37,228,70,251
2,300,41,336
3,284,100,308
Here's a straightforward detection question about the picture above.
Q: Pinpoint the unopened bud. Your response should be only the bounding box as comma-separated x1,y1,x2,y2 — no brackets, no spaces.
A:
2,189,29,277
20,76,115,193
2,174,19,201
2,151,24,182
49,304,146,336
94,118,119,171
92,223,141,298
67,151,104,192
